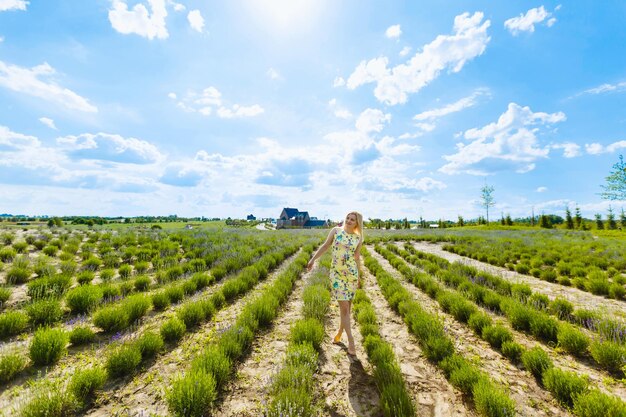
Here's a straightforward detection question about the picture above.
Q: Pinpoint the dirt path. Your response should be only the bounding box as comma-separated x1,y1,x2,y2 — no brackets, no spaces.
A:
84,254,301,417
369,248,570,417
360,264,476,416
409,241,626,320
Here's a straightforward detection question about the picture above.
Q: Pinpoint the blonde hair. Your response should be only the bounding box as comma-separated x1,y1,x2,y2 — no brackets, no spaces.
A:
346,211,364,242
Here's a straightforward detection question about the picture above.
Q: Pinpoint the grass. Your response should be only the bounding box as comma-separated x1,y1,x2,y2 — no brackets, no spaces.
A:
105,343,142,377
190,344,231,387
160,316,186,343
542,367,588,408
573,389,626,417
167,370,218,417
0,352,27,383
69,326,96,345
290,318,324,350
29,327,68,366
521,346,553,379
25,299,63,327
66,285,103,314
0,310,29,339
68,367,107,403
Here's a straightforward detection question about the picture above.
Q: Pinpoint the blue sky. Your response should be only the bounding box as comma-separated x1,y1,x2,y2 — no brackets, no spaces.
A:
1,0,626,221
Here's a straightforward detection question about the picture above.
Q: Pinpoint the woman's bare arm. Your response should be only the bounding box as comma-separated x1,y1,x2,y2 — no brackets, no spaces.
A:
307,227,337,270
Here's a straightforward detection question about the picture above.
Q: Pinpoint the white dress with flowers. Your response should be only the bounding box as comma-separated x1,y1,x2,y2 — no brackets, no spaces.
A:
330,228,360,301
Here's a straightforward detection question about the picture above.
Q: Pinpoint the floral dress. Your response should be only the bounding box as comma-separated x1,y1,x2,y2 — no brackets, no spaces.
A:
330,228,360,301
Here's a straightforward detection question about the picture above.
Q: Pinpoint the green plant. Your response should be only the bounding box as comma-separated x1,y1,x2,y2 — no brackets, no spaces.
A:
99,268,115,281
93,306,129,333
0,310,28,339
284,343,318,372
521,346,553,379
29,327,68,365
161,317,186,343
609,283,626,300
133,275,151,291
482,325,513,349
501,341,524,362
165,286,185,304
290,318,324,350
0,286,11,305
177,301,205,328
191,345,231,387
118,264,132,279
167,370,217,417
530,314,559,342
472,379,516,417
76,270,95,285
0,353,26,383
542,367,588,408
589,340,625,375
105,344,142,377
573,389,626,417
122,294,151,323
549,297,573,320
19,386,76,417
26,299,63,327
468,312,493,334
557,324,589,356
6,266,31,284
136,331,164,359
68,367,107,401
66,285,103,314
265,387,312,417
69,326,96,345
152,291,171,310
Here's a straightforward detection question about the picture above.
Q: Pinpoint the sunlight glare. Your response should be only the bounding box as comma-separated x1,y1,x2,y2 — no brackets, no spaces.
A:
242,0,327,34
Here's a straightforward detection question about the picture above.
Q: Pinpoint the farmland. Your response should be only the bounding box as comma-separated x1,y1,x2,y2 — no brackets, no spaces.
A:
0,224,625,416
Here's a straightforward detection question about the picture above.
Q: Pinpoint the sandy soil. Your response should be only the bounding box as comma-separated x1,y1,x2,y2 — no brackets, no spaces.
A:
408,241,626,320
369,248,570,417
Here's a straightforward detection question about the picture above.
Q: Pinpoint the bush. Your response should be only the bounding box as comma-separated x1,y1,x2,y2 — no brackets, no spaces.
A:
0,247,16,262
181,280,197,295
165,265,184,281
472,379,516,417
502,301,533,331
134,275,151,291
167,370,217,417
105,344,142,378
68,367,107,401
557,324,589,356
285,343,318,372
449,360,484,395
482,325,513,349
589,340,625,375
136,331,164,359
29,327,68,365
0,310,28,339
118,264,132,279
586,277,610,296
549,297,574,320
122,294,151,323
515,263,530,275
93,306,129,333
290,319,324,350
69,326,96,345
152,291,171,311
528,293,550,311
609,283,626,300
529,314,559,342
219,325,254,360
165,286,185,304
26,299,63,327
99,269,115,281
468,312,493,334
161,317,186,343
521,346,553,379
423,335,454,363
542,367,588,408
0,286,11,304
6,266,31,284
191,272,212,290
540,269,558,283
82,256,102,271
191,345,231,387
134,261,149,274
177,301,206,328
19,387,76,417
573,389,626,417
66,285,103,314
0,353,26,383
266,387,312,417
511,284,532,302
501,341,524,362
42,245,58,257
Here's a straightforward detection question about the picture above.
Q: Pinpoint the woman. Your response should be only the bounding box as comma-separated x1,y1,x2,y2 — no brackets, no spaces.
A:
307,211,363,355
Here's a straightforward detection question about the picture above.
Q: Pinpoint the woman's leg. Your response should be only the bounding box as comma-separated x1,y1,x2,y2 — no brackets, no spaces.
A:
338,300,355,354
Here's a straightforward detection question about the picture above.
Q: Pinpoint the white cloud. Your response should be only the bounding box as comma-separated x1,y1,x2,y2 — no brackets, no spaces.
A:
355,108,391,133
187,9,204,32
333,76,346,87
346,12,490,105
167,92,177,99
0,125,40,149
0,36,3,42
414,88,488,121
385,24,401,39
38,117,57,130
0,60,98,113
334,109,352,119
109,0,168,40
580,81,626,96
267,68,281,80
551,142,581,158
504,6,555,35
173,86,263,118
217,104,264,119
167,0,185,12
57,133,164,164
585,140,626,155
440,103,566,175
415,122,436,132
536,186,548,193
399,46,411,57
0,0,28,12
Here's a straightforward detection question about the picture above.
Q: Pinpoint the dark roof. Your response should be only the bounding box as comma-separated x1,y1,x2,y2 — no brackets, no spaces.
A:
305,219,327,227
282,208,300,218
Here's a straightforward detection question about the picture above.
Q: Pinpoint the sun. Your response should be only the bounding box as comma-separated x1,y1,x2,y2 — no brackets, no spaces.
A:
241,0,328,35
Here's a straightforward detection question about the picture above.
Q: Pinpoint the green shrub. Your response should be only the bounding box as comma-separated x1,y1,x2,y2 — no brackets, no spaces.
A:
82,256,102,271
501,341,524,362
530,314,559,342
134,275,151,291
472,379,516,417
68,367,107,401
245,295,279,327
165,265,184,281
219,325,254,360
99,269,115,281
589,340,625,375
609,283,626,300
557,324,589,356
542,367,588,408
177,301,206,328
449,360,484,395
29,327,68,365
134,261,149,274
515,263,530,275
100,283,121,300
502,301,533,331
266,387,312,417
521,346,553,379
0,310,28,339
19,387,76,417
76,270,95,285
269,363,315,395
557,276,572,286
511,284,532,302
302,286,331,322
181,279,197,296
190,272,212,290
161,317,186,343
26,299,63,327
586,277,610,296
105,344,142,377
167,370,217,417
191,345,231,387
482,325,513,349
6,266,31,284
136,331,164,359
59,260,77,276
0,353,26,383
482,292,502,311
528,293,550,310
69,326,96,345
42,245,58,257
573,309,599,328
118,264,132,279
549,297,574,320
285,343,318,372
221,279,242,301
423,334,454,363
93,306,129,333
122,294,151,322
165,286,185,304
0,286,11,304
573,389,626,417
540,269,558,282
152,291,171,311
66,285,103,314
290,318,324,350
468,312,493,334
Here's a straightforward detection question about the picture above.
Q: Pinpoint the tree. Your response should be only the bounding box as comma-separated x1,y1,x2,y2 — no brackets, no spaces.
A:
595,214,604,230
607,206,617,230
621,208,626,230
574,206,583,229
480,184,495,223
601,155,626,200
505,214,513,226
457,215,464,227
539,214,552,229
565,207,574,230
402,218,410,229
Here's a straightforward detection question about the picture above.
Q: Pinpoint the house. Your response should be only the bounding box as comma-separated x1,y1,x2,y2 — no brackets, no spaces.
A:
246,214,256,221
276,207,329,229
